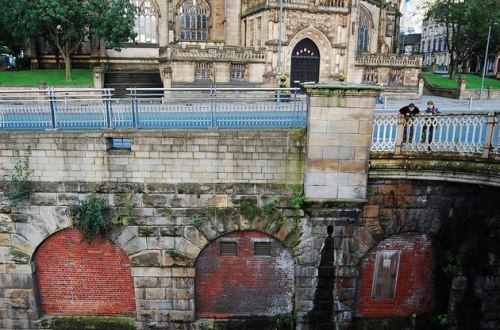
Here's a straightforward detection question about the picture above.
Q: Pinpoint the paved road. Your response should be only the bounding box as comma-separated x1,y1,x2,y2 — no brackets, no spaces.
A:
376,93,500,113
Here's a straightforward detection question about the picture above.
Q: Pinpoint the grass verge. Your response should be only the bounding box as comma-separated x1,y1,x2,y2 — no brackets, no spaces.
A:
422,72,500,90
0,69,93,86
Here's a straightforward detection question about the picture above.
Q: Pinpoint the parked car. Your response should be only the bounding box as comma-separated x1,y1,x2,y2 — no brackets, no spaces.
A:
0,53,16,68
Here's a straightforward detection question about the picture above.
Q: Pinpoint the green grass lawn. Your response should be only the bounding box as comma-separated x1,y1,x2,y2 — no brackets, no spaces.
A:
422,72,500,90
0,69,93,87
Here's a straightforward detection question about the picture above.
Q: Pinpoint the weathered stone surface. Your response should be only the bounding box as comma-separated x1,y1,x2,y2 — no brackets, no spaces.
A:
30,193,57,206
130,250,161,267
183,226,208,248
163,250,194,267
123,237,147,255
159,226,183,237
174,237,200,257
147,237,174,250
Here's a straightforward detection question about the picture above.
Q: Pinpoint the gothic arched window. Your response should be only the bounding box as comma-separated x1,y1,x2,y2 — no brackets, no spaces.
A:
133,0,159,44
179,0,209,40
358,9,370,52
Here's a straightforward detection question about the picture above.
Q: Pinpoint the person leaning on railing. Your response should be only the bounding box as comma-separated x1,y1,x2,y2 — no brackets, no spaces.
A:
399,103,420,143
422,100,441,144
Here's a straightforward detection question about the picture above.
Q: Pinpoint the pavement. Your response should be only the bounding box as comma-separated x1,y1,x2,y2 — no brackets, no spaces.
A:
375,92,500,113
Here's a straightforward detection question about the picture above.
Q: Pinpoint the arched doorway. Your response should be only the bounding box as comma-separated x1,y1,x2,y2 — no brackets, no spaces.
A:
291,38,320,88
33,229,136,316
195,231,294,319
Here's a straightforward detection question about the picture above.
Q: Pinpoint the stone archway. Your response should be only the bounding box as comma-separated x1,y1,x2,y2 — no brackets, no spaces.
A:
290,38,320,88
33,228,136,316
195,231,295,319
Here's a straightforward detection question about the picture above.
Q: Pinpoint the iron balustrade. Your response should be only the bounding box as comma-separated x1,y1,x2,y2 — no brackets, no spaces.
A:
1,88,499,159
0,87,306,130
372,113,500,158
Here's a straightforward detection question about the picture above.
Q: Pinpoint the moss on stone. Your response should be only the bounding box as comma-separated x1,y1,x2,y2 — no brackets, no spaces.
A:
53,316,135,330
8,248,30,263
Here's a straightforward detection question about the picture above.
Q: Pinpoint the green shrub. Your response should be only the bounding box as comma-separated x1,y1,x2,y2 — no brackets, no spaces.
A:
70,195,112,242
6,147,33,206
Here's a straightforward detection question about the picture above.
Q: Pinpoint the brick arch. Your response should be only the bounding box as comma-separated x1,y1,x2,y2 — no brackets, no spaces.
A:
195,231,295,318
33,228,136,316
355,233,437,318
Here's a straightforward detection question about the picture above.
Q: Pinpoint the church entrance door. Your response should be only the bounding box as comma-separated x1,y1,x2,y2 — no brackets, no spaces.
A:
290,38,320,88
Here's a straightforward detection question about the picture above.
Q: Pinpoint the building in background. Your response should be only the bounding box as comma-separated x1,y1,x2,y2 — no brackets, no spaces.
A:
26,0,422,98
420,16,450,71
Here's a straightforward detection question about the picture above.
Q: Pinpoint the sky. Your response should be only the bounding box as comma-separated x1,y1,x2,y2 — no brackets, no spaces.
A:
400,0,434,34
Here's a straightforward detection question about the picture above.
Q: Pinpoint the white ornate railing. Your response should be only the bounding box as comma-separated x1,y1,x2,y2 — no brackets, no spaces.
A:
372,113,500,158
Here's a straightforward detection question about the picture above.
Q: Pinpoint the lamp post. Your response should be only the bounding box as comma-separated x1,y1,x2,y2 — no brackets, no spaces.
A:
276,0,283,104
480,22,495,100
277,0,283,76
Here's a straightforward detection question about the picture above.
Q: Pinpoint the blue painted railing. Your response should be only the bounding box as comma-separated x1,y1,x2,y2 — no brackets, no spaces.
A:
0,87,307,130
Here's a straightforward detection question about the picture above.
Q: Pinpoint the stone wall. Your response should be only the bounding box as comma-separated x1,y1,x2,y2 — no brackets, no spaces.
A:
0,129,305,184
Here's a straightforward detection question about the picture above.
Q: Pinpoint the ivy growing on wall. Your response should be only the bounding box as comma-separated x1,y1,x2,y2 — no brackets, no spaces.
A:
6,146,34,206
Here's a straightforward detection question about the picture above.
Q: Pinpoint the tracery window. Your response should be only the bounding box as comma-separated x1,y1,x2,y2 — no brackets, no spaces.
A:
132,0,159,43
357,8,370,52
196,62,212,80
362,67,377,84
179,0,209,40
388,69,403,87
231,64,247,81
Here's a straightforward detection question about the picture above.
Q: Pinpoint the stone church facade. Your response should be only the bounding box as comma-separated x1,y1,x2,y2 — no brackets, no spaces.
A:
28,0,423,97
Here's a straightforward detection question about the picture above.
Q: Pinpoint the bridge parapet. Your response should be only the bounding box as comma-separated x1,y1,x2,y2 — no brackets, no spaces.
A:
302,82,383,201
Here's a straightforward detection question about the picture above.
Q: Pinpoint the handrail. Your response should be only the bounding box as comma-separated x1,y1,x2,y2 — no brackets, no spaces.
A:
371,113,500,159
0,87,307,130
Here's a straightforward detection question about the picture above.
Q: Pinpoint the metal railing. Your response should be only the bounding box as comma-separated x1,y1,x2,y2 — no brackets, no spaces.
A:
372,113,500,158
0,87,307,130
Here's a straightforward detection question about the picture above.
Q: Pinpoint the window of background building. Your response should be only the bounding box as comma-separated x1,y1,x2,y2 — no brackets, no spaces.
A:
133,0,158,43
179,0,209,40
358,9,370,52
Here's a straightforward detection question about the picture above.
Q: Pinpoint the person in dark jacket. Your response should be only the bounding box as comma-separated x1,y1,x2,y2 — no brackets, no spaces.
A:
422,100,441,143
399,103,420,143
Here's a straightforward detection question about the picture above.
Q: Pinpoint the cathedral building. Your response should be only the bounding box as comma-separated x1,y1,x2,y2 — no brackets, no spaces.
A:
29,0,423,97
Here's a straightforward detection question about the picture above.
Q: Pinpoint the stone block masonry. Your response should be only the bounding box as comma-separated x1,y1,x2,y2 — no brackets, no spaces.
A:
0,129,306,185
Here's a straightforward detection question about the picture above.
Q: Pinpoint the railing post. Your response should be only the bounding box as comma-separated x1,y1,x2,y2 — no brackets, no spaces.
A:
482,111,496,158
48,87,57,129
130,88,138,128
395,115,405,155
104,88,112,129
210,85,215,128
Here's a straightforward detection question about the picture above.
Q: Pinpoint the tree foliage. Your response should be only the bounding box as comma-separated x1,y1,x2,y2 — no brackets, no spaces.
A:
0,0,137,80
427,0,500,78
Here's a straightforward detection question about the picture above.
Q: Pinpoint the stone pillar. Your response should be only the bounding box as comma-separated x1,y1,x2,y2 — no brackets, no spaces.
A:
93,67,104,89
302,83,383,201
457,75,466,99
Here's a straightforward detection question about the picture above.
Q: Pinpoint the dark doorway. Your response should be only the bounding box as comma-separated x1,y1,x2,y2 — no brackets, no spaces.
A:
291,38,320,88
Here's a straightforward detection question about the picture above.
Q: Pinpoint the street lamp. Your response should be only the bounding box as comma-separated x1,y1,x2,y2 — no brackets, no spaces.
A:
277,0,283,77
480,22,497,100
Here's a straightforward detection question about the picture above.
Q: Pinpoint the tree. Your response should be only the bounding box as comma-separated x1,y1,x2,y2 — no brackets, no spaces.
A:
1,0,137,80
427,0,500,78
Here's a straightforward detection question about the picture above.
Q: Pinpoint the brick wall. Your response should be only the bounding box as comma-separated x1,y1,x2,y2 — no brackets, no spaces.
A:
33,228,136,315
355,233,436,317
195,231,294,318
